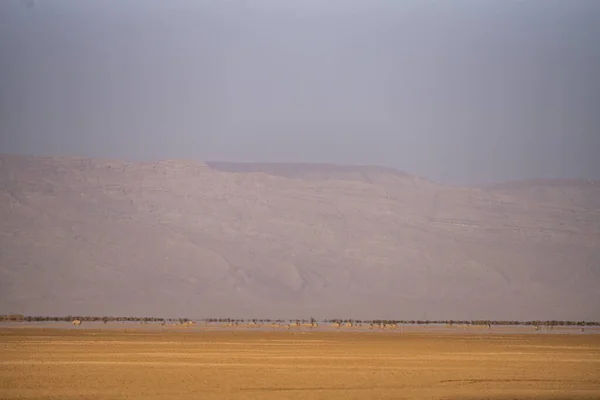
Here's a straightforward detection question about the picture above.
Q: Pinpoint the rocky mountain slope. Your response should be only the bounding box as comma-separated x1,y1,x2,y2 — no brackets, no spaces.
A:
1,154,599,320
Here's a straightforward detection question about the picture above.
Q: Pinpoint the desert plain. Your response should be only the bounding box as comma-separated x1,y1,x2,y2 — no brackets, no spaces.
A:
1,326,599,400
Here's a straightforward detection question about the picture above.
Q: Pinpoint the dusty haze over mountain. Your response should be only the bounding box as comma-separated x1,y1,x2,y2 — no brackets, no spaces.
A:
1,0,600,184
1,155,599,320
1,1,599,320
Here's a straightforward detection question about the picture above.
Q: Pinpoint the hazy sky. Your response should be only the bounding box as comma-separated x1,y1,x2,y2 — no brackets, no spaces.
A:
1,0,599,184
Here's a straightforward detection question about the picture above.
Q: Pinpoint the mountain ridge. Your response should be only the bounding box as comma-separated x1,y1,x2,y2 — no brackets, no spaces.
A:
1,154,599,320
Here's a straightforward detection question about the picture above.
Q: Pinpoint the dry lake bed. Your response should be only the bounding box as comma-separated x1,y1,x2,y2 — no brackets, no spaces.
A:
1,325,599,399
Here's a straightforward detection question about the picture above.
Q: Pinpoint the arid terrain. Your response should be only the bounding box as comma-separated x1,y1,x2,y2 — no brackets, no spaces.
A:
1,154,600,320
1,327,599,400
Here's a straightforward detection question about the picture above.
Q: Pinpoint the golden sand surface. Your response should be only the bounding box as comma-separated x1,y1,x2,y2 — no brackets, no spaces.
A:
1,327,599,399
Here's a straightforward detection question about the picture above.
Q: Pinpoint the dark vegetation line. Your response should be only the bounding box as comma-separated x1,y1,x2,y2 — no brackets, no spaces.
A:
1,314,599,327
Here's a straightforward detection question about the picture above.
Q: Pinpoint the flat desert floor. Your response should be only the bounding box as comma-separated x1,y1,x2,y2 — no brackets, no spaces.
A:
1,328,599,400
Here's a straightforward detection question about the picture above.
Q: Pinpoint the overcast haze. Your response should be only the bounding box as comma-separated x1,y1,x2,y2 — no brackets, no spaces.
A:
1,0,599,184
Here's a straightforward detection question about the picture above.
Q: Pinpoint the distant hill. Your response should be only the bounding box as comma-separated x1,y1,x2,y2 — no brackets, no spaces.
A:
206,161,418,184
1,154,599,320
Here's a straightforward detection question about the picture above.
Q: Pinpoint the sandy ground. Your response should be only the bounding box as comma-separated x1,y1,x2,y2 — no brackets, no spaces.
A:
1,327,599,400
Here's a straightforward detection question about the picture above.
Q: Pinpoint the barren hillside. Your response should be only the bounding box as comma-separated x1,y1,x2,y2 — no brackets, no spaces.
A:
1,154,599,320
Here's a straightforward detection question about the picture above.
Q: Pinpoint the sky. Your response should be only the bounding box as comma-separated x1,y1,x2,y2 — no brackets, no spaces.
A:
1,0,599,184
